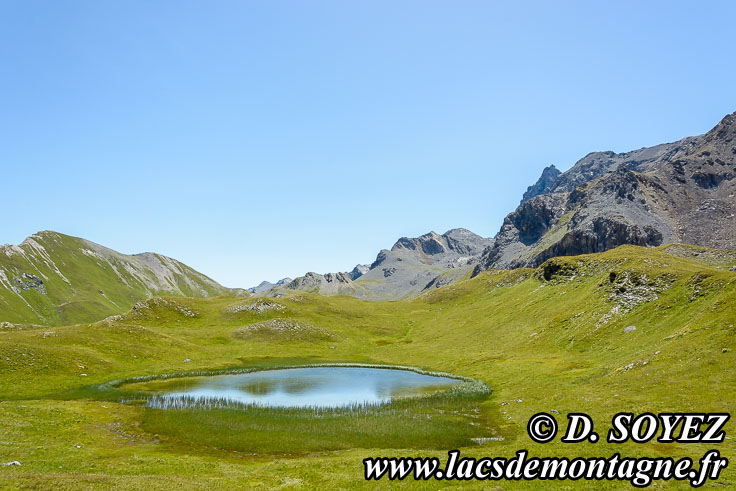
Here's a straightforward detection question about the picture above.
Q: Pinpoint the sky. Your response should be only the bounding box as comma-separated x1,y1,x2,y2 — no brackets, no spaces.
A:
2,1,735,288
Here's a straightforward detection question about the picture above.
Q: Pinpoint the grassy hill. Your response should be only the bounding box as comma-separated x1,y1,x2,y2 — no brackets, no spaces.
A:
0,244,734,488
0,231,235,326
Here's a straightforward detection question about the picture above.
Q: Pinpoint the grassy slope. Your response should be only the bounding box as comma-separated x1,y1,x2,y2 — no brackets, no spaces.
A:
0,244,734,488
0,231,230,326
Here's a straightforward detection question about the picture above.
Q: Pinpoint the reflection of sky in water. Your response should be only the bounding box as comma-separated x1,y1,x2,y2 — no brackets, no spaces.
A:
155,367,459,408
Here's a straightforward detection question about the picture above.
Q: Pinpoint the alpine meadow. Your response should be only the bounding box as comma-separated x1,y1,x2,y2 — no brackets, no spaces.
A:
2,1,736,489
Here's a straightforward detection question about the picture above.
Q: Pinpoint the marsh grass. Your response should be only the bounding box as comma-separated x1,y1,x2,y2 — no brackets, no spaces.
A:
50,364,493,454
117,364,493,454
140,389,492,454
141,406,489,454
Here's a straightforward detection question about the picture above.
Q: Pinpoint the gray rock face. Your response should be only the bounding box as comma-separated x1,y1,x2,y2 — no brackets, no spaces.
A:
267,228,494,300
281,272,358,296
249,281,274,294
521,165,561,203
392,229,492,258
348,264,370,280
248,278,292,294
13,273,47,295
443,228,495,256
475,110,736,274
545,137,702,194
648,112,736,250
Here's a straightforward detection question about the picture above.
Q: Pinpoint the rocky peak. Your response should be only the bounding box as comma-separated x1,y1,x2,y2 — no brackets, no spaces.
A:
474,109,736,276
392,231,448,255
697,110,736,153
369,250,391,270
248,277,292,294
391,229,493,258
324,272,352,283
249,280,274,294
280,271,357,297
348,264,370,280
520,165,561,203
272,227,492,300
443,229,490,256
546,136,702,195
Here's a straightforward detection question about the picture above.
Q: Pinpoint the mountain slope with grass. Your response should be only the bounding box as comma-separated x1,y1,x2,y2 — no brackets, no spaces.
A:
0,243,734,487
0,231,235,326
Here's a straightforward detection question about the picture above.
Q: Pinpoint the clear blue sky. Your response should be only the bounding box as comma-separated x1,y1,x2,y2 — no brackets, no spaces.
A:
2,1,735,287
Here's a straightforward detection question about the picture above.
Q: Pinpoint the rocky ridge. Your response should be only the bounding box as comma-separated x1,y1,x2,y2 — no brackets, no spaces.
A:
264,228,494,300
474,110,736,274
248,278,292,295
521,165,561,203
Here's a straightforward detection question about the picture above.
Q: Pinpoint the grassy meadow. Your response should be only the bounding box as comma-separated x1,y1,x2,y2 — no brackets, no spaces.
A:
0,244,735,488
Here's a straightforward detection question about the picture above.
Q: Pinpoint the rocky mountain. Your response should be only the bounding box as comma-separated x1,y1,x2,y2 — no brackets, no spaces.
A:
248,278,292,295
520,164,561,203
347,264,370,280
281,272,363,297
0,231,236,325
474,110,736,274
267,228,494,300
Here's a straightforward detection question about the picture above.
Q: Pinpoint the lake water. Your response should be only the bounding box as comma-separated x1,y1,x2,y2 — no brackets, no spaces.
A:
134,366,460,409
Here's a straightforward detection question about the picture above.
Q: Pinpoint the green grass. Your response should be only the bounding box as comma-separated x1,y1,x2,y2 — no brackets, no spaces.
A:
0,231,231,326
0,244,735,488
141,405,483,455
138,376,492,454
63,363,493,454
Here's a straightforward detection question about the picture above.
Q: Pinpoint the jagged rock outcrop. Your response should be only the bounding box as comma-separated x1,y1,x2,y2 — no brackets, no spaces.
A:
394,229,492,256
351,228,494,299
281,272,360,297
13,273,47,295
474,110,736,274
521,165,561,203
544,136,702,194
348,264,370,280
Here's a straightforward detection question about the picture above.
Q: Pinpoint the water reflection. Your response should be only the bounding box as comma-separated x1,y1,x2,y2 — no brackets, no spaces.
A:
136,367,459,409
238,380,279,396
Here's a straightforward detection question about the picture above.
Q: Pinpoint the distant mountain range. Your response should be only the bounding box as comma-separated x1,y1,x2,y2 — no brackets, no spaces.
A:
3,111,734,323
0,231,236,325
256,109,736,297
263,228,493,300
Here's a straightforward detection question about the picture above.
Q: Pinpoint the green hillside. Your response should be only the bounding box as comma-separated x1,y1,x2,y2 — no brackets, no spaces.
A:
0,231,234,326
0,244,734,488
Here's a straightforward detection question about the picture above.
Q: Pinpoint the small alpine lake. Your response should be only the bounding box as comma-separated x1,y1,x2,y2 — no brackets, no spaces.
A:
122,366,462,409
